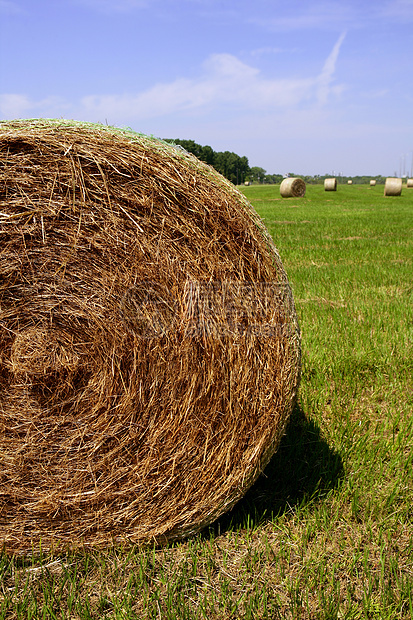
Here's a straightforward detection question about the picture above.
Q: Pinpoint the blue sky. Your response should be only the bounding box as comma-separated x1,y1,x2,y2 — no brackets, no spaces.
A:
1,0,412,176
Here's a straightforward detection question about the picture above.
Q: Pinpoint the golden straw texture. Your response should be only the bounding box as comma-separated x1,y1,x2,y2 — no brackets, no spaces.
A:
384,177,402,196
279,177,306,198
0,120,301,553
324,178,337,191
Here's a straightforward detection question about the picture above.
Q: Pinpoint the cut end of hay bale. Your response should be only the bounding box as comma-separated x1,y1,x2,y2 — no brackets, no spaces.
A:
384,177,402,196
324,178,337,191
279,177,306,198
0,119,301,553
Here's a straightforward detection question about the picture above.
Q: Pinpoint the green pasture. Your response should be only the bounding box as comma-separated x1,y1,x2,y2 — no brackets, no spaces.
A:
1,183,412,619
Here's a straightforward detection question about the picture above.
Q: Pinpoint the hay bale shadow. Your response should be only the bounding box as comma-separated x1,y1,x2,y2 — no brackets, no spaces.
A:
208,403,344,535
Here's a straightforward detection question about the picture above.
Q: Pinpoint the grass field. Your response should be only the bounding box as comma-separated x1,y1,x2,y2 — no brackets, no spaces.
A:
1,183,412,619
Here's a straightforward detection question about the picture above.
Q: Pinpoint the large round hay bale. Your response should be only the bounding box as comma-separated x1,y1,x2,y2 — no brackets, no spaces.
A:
407,179,413,188
347,180,353,185
370,180,376,186
324,178,337,191
384,177,402,196
279,177,306,198
0,120,301,553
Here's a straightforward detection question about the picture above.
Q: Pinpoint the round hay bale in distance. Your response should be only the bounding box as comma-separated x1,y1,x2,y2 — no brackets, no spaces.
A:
407,179,413,188
279,177,306,198
384,177,402,196
324,178,337,191
347,180,353,185
370,180,377,186
0,120,301,553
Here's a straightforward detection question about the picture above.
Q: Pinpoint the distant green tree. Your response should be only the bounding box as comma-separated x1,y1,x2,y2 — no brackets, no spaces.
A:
249,167,267,184
264,173,283,184
163,140,250,184
163,141,388,185
163,139,204,160
200,145,215,166
213,152,249,184
214,151,235,181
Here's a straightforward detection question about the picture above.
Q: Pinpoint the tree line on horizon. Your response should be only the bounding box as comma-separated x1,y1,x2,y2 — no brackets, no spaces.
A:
163,139,388,185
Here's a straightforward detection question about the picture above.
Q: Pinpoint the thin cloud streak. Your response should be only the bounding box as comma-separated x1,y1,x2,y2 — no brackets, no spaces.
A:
0,0,24,14
253,0,413,32
252,2,356,32
316,31,346,105
71,0,150,12
250,47,288,57
380,0,413,20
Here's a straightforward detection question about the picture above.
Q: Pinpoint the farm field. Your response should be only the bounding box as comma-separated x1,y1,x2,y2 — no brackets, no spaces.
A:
1,183,412,619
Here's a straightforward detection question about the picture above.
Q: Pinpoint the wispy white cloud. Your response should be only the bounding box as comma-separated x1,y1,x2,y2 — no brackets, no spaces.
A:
79,37,345,121
79,56,313,121
0,94,69,119
0,35,346,123
250,46,298,58
252,2,356,32
0,94,33,117
71,0,150,12
72,0,247,12
361,89,390,99
380,0,413,20
251,0,413,32
0,0,24,15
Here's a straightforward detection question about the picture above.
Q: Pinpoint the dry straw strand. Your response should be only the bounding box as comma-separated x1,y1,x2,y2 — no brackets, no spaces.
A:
324,178,337,191
384,177,402,196
279,177,306,198
0,119,301,554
